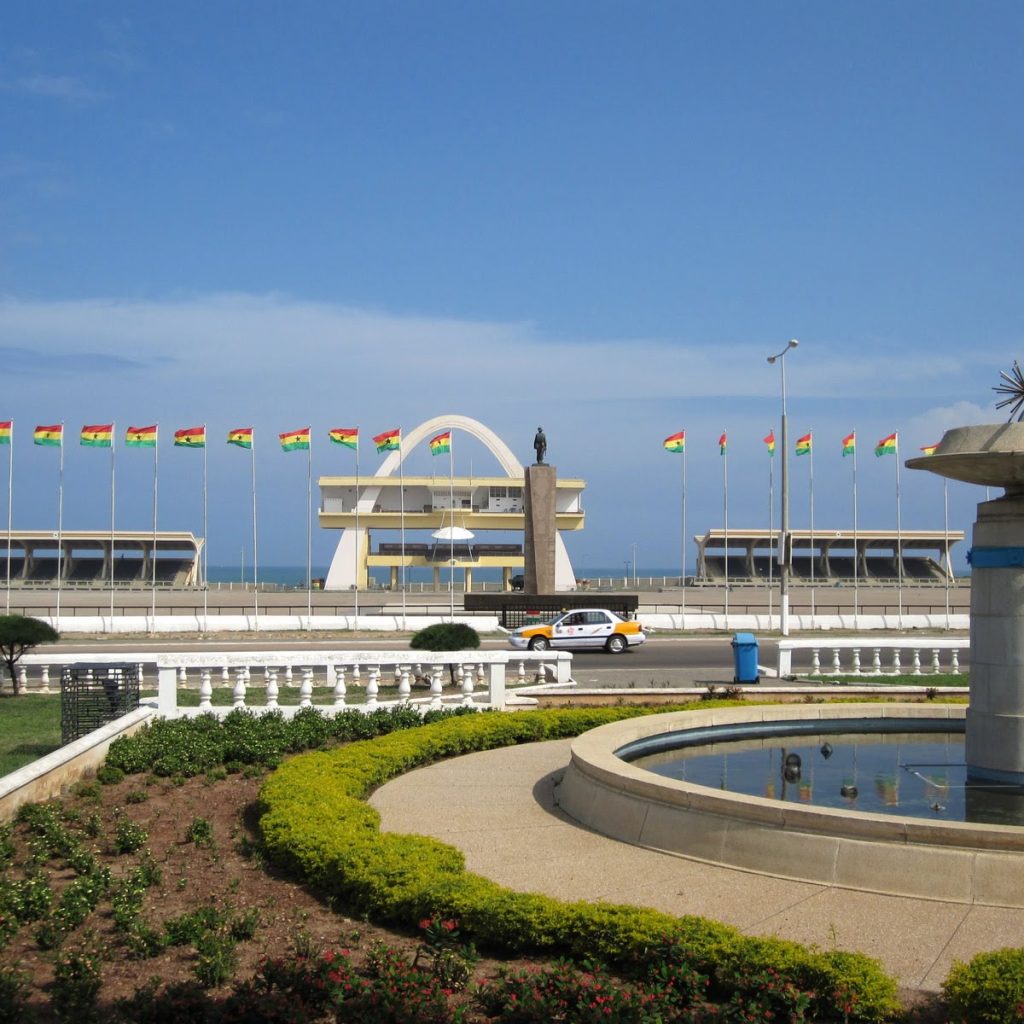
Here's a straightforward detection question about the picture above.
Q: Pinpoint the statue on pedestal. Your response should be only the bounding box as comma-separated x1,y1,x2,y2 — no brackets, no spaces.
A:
533,427,547,465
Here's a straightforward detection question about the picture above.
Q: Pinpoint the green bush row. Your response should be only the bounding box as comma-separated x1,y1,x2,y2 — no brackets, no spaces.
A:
258,707,901,1022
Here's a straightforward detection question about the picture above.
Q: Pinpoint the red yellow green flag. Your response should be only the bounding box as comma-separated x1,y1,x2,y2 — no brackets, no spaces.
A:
663,431,685,453
329,428,358,450
842,432,856,457
228,428,253,449
0,422,10,446
718,432,727,455
874,432,897,457
174,427,206,448
81,424,113,447
280,427,311,452
34,424,63,447
374,428,401,453
920,442,940,456
126,425,157,448
763,430,776,456
795,432,812,456
429,431,451,455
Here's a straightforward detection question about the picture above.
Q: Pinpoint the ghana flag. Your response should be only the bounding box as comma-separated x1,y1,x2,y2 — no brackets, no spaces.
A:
329,428,358,450
429,431,451,455
34,425,63,447
763,430,776,456
663,431,685,453
374,428,401,453
174,427,206,448
874,432,897,457
718,432,727,455
126,425,157,447
920,442,940,456
280,427,311,452
842,432,856,457
795,433,812,456
228,428,253,449
0,422,10,445
81,424,113,447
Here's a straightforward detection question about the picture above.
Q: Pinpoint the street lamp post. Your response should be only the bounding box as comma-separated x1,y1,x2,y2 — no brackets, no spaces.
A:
767,339,799,636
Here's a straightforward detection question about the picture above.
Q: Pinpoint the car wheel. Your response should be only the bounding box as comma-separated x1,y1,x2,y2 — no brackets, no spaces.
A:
528,636,550,651
606,634,628,654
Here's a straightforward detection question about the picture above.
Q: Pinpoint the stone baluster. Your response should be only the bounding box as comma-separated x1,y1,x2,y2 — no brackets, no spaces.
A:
365,665,379,706
351,662,361,698
892,649,902,675
232,667,247,708
852,649,861,674
394,664,402,687
222,665,231,689
429,666,443,708
398,666,411,701
518,660,526,685
931,649,941,675
831,649,841,674
477,663,486,688
266,667,279,709
951,649,960,674
178,665,188,688
461,664,475,706
39,664,50,693
199,668,213,711
454,662,464,691
912,649,922,675
299,667,314,708
333,666,347,708
284,664,294,688
810,649,820,675
872,649,882,674
138,663,145,685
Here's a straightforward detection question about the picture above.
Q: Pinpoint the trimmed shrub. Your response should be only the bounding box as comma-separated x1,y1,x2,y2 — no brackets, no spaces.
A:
943,947,1024,1023
409,623,481,651
258,708,901,1022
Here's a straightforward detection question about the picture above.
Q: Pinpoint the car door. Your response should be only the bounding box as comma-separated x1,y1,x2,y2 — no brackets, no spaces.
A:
551,611,587,649
583,610,615,648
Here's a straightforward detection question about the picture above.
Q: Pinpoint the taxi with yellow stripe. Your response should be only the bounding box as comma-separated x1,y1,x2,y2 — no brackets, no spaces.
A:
509,608,646,654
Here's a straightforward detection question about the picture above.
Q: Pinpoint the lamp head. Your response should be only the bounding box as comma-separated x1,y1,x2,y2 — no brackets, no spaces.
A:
788,338,799,350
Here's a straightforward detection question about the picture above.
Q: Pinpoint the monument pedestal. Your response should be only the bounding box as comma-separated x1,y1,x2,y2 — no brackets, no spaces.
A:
523,464,556,595
966,494,1024,784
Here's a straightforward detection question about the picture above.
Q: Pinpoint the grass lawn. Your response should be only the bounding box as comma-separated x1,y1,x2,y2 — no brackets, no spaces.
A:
0,693,62,776
811,672,968,687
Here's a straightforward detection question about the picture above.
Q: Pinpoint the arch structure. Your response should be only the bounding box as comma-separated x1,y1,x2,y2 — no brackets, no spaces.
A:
322,415,582,592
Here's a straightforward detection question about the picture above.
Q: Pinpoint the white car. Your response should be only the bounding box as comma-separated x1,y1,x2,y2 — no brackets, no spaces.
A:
508,609,646,654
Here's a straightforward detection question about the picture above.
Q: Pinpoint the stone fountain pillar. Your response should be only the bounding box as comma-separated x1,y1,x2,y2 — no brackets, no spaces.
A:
908,423,1024,784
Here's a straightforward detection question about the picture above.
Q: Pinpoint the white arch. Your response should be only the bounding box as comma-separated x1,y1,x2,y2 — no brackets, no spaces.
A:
324,414,577,590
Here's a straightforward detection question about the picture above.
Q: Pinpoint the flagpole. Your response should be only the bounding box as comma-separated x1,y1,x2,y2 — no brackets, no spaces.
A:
723,435,729,624
354,433,360,629
56,424,64,629
110,420,116,625
5,421,12,614
895,433,903,629
399,427,406,630
680,442,686,629
150,428,158,633
202,426,208,634
943,477,950,629
809,437,815,626
449,431,455,621
306,431,313,630
853,438,859,628
251,434,259,632
767,436,774,629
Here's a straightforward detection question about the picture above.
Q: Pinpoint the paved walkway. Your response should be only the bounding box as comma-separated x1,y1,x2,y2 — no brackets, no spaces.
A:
370,739,1024,995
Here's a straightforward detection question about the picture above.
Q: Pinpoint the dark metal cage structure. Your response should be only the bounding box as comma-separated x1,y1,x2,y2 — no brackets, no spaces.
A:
61,663,140,745
465,593,639,629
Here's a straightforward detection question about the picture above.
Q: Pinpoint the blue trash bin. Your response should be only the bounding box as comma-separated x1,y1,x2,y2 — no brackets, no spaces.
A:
731,632,759,684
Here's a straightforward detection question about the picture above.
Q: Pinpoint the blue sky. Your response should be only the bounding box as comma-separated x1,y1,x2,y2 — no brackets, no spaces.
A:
0,2,1020,576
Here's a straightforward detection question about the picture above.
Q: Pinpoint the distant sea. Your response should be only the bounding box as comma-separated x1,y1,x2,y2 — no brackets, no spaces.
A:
207,565,685,588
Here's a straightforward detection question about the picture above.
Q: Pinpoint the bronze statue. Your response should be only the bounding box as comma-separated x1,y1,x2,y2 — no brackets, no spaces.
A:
533,427,547,464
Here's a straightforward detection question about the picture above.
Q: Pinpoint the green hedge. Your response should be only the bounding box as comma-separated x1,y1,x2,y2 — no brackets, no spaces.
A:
943,948,1024,1023
258,707,900,1022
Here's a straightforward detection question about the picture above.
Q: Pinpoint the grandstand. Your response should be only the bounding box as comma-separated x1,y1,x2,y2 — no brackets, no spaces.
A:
0,531,203,589
694,528,963,583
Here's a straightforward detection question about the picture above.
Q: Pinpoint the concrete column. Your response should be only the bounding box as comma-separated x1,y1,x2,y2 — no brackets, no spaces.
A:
433,566,441,589
524,464,556,594
966,494,1024,783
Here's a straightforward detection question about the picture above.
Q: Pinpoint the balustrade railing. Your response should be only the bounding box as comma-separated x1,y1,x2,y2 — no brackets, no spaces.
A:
9,650,574,716
776,638,963,680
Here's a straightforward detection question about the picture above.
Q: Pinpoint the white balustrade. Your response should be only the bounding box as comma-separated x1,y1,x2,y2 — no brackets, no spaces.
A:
777,637,965,680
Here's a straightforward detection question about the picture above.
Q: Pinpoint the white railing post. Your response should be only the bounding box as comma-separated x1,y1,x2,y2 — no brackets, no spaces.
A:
398,665,411,701
931,649,941,674
951,649,960,674
333,666,347,708
810,649,821,675
852,649,861,674
299,668,313,708
831,649,841,675
178,665,188,688
872,649,882,674
462,665,475,705
365,665,378,707
266,667,279,709
199,668,213,711
912,649,922,675
157,665,178,717
39,664,50,693
777,646,792,679
892,649,902,675
429,666,443,709
233,667,247,708
488,661,506,708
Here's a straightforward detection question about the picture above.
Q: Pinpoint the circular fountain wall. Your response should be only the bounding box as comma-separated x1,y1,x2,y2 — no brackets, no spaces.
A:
555,705,1024,906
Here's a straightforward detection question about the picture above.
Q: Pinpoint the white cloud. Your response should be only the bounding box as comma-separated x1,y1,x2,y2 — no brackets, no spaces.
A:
9,74,102,102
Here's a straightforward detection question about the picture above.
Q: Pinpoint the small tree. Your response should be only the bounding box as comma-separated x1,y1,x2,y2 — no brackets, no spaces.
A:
0,615,59,696
409,623,481,684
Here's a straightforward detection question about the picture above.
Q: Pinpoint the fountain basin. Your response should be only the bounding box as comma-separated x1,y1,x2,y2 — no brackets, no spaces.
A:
555,705,1024,905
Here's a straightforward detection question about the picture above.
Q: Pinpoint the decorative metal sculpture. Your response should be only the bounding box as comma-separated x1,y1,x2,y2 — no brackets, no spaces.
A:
994,360,1024,422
